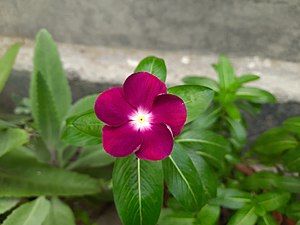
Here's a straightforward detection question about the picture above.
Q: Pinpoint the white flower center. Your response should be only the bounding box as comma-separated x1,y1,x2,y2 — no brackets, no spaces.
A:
129,108,152,131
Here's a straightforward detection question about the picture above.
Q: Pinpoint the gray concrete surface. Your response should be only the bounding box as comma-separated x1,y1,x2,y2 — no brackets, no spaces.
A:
0,0,300,62
1,35,300,106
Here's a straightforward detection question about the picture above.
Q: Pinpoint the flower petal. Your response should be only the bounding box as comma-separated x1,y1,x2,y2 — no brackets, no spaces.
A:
102,123,142,157
136,123,173,161
94,87,134,126
151,94,187,136
123,72,167,110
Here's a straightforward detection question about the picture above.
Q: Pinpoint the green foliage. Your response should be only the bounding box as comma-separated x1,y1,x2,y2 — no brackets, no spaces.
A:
42,198,76,225
0,128,29,158
0,150,100,197
0,43,21,93
227,205,258,225
134,56,167,82
163,144,213,211
0,198,19,215
113,156,163,225
168,85,214,123
2,197,50,225
196,204,220,225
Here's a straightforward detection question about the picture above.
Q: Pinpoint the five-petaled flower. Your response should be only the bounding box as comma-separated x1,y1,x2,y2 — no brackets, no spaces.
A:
94,72,187,161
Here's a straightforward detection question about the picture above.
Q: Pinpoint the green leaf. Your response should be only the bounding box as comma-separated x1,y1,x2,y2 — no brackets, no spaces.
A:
286,202,300,220
163,144,205,211
0,128,29,158
283,116,300,135
42,197,75,225
158,209,195,225
113,156,163,225
253,128,298,156
224,103,242,121
211,188,252,210
188,151,217,201
2,197,50,225
227,118,247,149
196,204,220,225
32,29,71,122
67,94,98,118
0,150,100,197
135,56,167,82
227,205,258,225
236,87,276,104
62,110,102,147
61,125,100,147
30,71,61,149
67,146,114,169
0,198,19,214
0,43,21,93
256,192,290,212
182,76,219,92
237,74,260,84
283,147,300,172
243,172,300,193
213,55,236,90
168,85,214,123
177,130,230,170
242,172,280,191
258,214,278,225
72,110,103,138
189,106,221,131
0,120,17,130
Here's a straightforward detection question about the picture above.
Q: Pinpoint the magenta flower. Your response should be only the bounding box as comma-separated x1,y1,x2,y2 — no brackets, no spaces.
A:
94,72,187,161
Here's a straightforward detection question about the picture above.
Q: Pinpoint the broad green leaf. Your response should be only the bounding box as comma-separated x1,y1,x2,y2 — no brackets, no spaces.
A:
67,146,114,169
62,95,101,146
168,85,214,123
211,188,252,209
67,94,98,118
243,172,300,193
0,150,100,197
2,197,50,225
0,43,21,93
134,56,167,82
242,172,280,191
227,118,247,149
258,214,277,225
283,147,300,172
196,204,220,225
113,156,163,225
163,144,205,211
256,192,290,212
280,176,300,193
253,128,298,155
61,125,100,147
72,110,103,138
236,87,276,104
213,55,236,90
227,205,258,225
0,120,17,130
0,198,19,214
283,116,300,135
42,197,75,225
286,202,300,220
32,29,71,122
158,209,195,225
30,71,61,149
237,74,260,84
224,103,242,121
177,130,230,170
0,128,29,158
189,106,221,131
188,151,217,201
182,76,219,92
